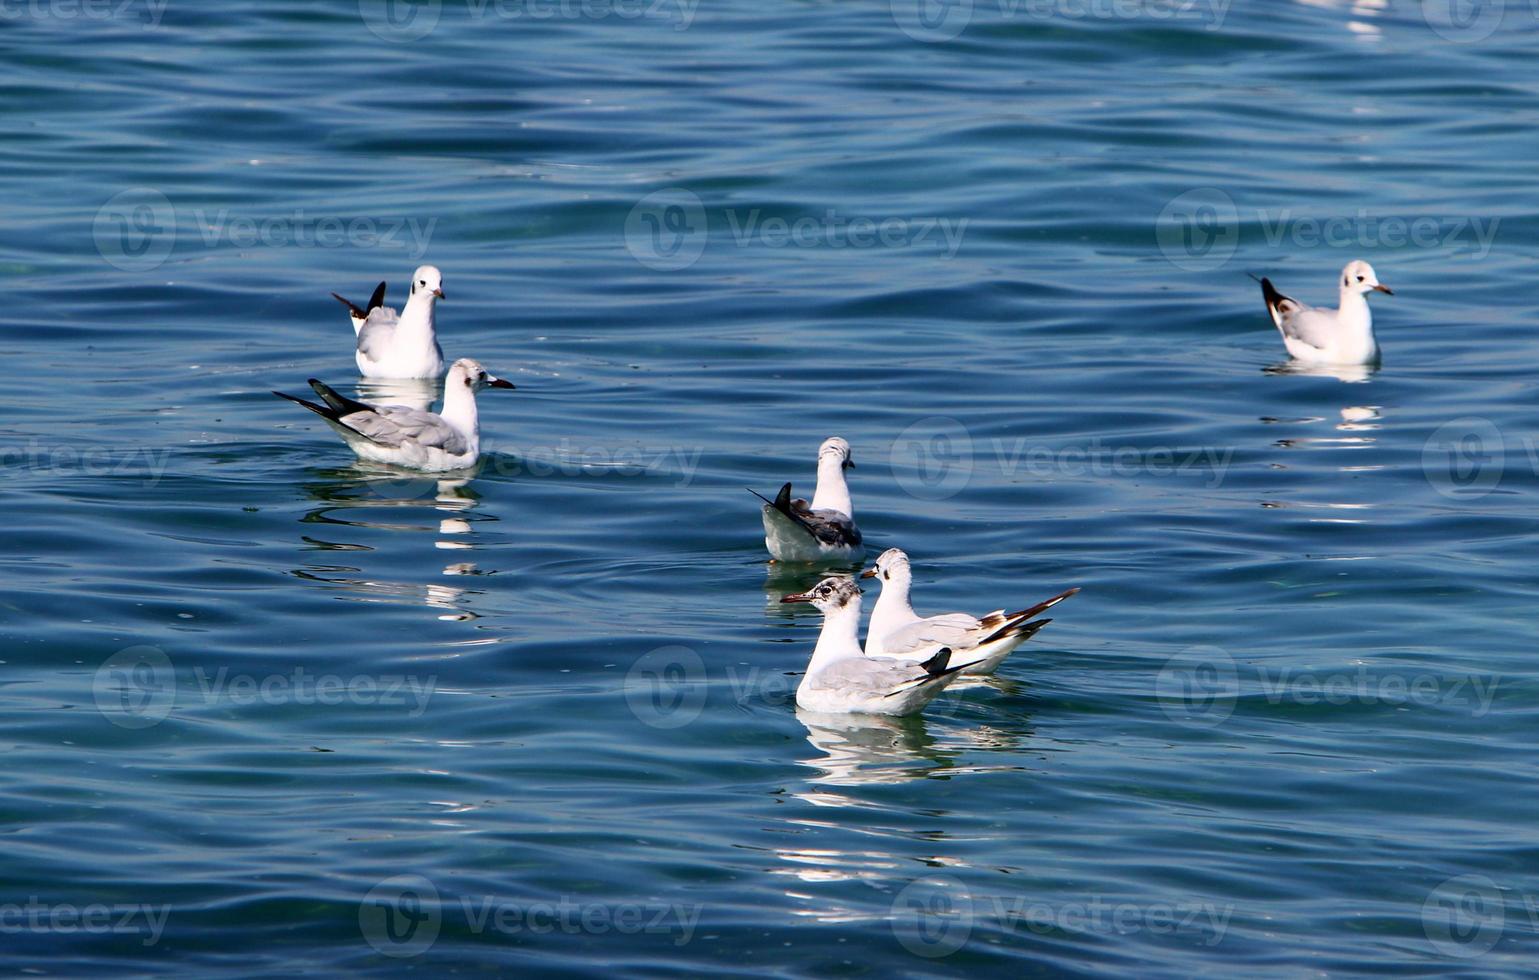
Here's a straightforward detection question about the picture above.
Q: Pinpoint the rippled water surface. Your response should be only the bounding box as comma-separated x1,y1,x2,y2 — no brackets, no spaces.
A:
3,1,1538,974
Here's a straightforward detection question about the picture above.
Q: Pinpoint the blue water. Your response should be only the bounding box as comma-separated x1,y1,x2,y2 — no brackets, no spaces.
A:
3,0,1538,974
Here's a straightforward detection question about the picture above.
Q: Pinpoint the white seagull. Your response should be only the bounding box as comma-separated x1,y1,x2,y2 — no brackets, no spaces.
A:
781,577,981,716
274,357,514,472
861,548,1078,675
1259,260,1392,366
752,437,862,562
331,265,446,379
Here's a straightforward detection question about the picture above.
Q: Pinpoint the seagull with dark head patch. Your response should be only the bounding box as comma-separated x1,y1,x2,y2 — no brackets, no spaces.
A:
274,357,514,471
751,437,862,562
781,576,983,715
1258,260,1391,366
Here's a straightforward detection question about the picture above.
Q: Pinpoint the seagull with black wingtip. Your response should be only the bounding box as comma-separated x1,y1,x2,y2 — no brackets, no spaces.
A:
274,357,514,472
781,576,983,715
751,437,862,562
331,264,446,379
861,548,1078,676
1258,260,1392,366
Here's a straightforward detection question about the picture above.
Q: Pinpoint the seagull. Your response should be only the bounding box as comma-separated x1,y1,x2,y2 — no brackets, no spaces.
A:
1259,260,1392,365
781,577,982,716
331,265,446,379
274,357,514,471
751,437,862,562
861,548,1078,675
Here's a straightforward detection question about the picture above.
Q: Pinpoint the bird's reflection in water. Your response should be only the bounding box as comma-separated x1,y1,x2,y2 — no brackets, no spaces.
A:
353,377,439,412
1264,359,1378,384
293,464,490,621
1260,401,1385,524
794,703,1032,791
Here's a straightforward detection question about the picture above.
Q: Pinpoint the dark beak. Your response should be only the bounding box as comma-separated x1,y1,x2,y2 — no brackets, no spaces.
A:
843,458,855,470
487,378,515,389
433,287,446,300
780,591,813,604
859,567,877,579
1372,284,1392,295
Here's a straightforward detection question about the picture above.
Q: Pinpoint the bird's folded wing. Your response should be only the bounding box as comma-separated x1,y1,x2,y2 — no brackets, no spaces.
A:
880,612,982,655
355,307,400,361
791,505,863,548
805,658,927,697
1279,307,1335,351
342,407,467,454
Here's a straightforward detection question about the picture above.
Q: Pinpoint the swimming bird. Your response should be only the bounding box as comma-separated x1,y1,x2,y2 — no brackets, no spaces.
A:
861,548,1078,675
1259,260,1392,365
273,357,514,471
752,437,862,562
331,265,446,379
781,576,982,715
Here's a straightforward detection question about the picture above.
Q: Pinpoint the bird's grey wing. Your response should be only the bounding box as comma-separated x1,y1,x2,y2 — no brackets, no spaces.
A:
796,505,863,548
355,306,400,362
805,658,926,697
880,613,982,655
1278,306,1336,351
340,406,467,454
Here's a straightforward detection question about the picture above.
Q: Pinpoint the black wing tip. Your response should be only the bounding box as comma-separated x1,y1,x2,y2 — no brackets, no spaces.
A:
920,647,953,675
367,281,387,312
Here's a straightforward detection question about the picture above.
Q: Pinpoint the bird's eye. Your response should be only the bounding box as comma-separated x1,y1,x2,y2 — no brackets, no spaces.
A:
1356,275,1364,282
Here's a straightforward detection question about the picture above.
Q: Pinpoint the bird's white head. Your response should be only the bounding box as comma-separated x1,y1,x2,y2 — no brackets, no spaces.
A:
818,436,854,471
780,576,862,613
447,357,515,392
1340,260,1392,298
860,547,911,583
411,265,445,301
